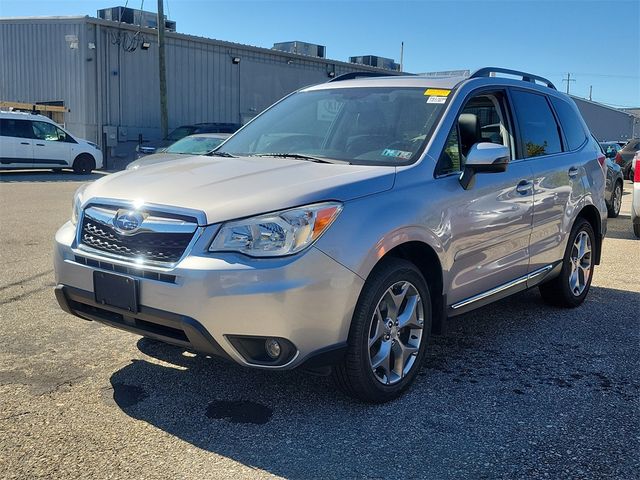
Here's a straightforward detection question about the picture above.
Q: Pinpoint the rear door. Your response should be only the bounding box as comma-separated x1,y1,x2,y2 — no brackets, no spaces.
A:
0,118,34,168
509,89,586,273
31,120,72,167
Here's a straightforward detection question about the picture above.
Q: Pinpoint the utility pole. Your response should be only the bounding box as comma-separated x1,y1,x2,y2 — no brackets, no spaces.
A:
399,41,404,72
589,85,593,101
562,72,576,95
157,0,168,139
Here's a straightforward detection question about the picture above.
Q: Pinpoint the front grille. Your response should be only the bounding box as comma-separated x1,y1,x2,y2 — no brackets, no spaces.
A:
79,206,198,264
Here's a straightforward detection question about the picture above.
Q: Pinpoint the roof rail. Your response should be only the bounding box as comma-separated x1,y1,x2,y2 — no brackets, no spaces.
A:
470,67,557,90
328,71,395,82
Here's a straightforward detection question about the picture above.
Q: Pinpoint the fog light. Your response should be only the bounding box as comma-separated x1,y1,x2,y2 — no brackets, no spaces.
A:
265,339,281,359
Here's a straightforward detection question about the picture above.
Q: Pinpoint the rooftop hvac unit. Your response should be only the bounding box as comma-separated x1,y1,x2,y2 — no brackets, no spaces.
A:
349,55,400,71
272,41,326,58
97,6,176,32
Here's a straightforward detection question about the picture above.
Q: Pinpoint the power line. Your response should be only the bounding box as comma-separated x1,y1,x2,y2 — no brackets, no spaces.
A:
562,73,576,94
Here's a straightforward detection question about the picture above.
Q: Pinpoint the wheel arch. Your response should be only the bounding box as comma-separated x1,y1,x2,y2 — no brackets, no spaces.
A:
377,241,446,335
576,204,603,264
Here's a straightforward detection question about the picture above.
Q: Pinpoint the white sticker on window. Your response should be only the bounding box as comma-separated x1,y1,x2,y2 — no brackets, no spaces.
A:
426,96,447,104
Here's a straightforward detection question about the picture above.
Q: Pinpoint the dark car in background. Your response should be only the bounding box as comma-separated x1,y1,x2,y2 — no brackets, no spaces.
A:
127,133,230,170
598,140,624,217
614,138,640,179
135,122,240,158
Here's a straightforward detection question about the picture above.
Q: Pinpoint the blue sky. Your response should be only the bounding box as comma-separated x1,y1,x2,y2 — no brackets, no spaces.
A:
2,0,639,107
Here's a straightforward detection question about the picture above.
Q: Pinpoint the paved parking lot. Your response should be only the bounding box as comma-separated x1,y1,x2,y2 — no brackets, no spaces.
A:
1,170,639,479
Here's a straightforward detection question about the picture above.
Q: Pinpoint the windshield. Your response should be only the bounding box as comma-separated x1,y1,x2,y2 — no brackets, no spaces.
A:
218,87,448,165
165,135,225,154
166,126,196,141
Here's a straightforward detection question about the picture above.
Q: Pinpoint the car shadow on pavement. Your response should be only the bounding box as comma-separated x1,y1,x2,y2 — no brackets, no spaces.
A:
0,169,107,183
108,286,640,479
603,214,638,240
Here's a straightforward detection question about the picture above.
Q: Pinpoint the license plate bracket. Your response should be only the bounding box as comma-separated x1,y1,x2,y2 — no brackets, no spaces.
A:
93,271,138,313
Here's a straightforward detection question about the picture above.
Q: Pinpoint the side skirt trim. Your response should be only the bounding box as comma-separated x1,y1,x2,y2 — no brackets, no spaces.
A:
450,264,554,311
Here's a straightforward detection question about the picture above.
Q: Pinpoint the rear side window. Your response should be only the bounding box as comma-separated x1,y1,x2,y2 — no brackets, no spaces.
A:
511,90,562,158
550,97,587,150
0,118,34,139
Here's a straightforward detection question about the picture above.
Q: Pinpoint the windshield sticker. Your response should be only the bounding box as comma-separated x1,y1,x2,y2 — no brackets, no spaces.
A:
424,88,450,96
426,96,447,104
382,149,413,159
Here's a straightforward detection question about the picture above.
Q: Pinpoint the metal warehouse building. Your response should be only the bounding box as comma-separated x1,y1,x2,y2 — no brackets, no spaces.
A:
572,96,639,142
0,15,388,167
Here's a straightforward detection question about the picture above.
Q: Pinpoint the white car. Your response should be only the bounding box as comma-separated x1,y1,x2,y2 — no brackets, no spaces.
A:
632,152,640,238
0,111,103,174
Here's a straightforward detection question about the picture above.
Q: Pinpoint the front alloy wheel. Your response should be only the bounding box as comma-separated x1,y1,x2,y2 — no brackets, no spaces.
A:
333,258,432,403
368,281,424,385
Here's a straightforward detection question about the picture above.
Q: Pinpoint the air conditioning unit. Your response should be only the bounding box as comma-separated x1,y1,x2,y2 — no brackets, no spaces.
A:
349,55,400,71
97,6,176,32
273,41,326,58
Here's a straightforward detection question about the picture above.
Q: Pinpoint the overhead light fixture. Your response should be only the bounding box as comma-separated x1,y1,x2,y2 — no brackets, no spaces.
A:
141,41,151,50
232,57,241,64
328,71,336,78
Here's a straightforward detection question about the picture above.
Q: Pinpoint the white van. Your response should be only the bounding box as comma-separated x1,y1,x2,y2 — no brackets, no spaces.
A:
0,111,103,174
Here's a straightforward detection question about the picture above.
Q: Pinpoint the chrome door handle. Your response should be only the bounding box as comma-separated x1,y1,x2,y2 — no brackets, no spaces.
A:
516,180,533,194
568,166,579,178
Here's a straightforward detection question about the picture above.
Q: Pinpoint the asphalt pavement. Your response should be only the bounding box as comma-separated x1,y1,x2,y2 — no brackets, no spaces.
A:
1,170,638,479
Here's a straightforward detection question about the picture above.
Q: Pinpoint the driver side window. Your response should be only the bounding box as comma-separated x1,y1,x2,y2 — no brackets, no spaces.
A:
437,92,512,175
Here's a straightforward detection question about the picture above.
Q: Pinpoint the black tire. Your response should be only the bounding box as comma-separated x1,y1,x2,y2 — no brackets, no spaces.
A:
607,181,622,218
332,258,432,403
624,163,632,180
72,154,95,175
539,218,595,308
633,221,640,239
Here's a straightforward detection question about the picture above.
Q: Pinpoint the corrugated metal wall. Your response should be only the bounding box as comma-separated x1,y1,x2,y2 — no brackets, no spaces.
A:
0,19,89,138
573,97,636,142
0,16,390,161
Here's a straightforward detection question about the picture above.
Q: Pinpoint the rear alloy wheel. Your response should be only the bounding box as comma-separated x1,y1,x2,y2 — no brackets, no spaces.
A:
332,258,432,403
539,218,595,308
72,154,95,175
607,182,622,218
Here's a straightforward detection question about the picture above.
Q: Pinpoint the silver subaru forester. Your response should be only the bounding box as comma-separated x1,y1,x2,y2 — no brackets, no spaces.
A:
54,68,607,403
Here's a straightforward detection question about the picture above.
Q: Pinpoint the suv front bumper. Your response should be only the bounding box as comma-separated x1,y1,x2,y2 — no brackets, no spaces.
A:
53,221,364,369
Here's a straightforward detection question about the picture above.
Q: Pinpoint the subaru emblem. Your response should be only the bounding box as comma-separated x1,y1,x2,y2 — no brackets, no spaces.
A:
113,209,144,235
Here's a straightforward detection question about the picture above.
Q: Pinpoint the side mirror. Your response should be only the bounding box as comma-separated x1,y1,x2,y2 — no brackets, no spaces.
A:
459,142,510,190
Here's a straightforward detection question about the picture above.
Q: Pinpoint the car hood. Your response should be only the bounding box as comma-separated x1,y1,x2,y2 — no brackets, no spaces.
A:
83,155,395,225
127,153,186,170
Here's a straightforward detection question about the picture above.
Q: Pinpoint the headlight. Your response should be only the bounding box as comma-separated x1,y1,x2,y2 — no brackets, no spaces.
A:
70,184,89,225
209,202,342,257
87,141,99,150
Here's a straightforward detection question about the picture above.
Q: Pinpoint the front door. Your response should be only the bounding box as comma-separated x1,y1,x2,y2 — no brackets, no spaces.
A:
436,90,535,307
31,120,71,168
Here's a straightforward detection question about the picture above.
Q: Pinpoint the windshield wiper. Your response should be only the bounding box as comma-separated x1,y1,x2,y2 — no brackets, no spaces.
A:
253,153,350,164
208,150,236,157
